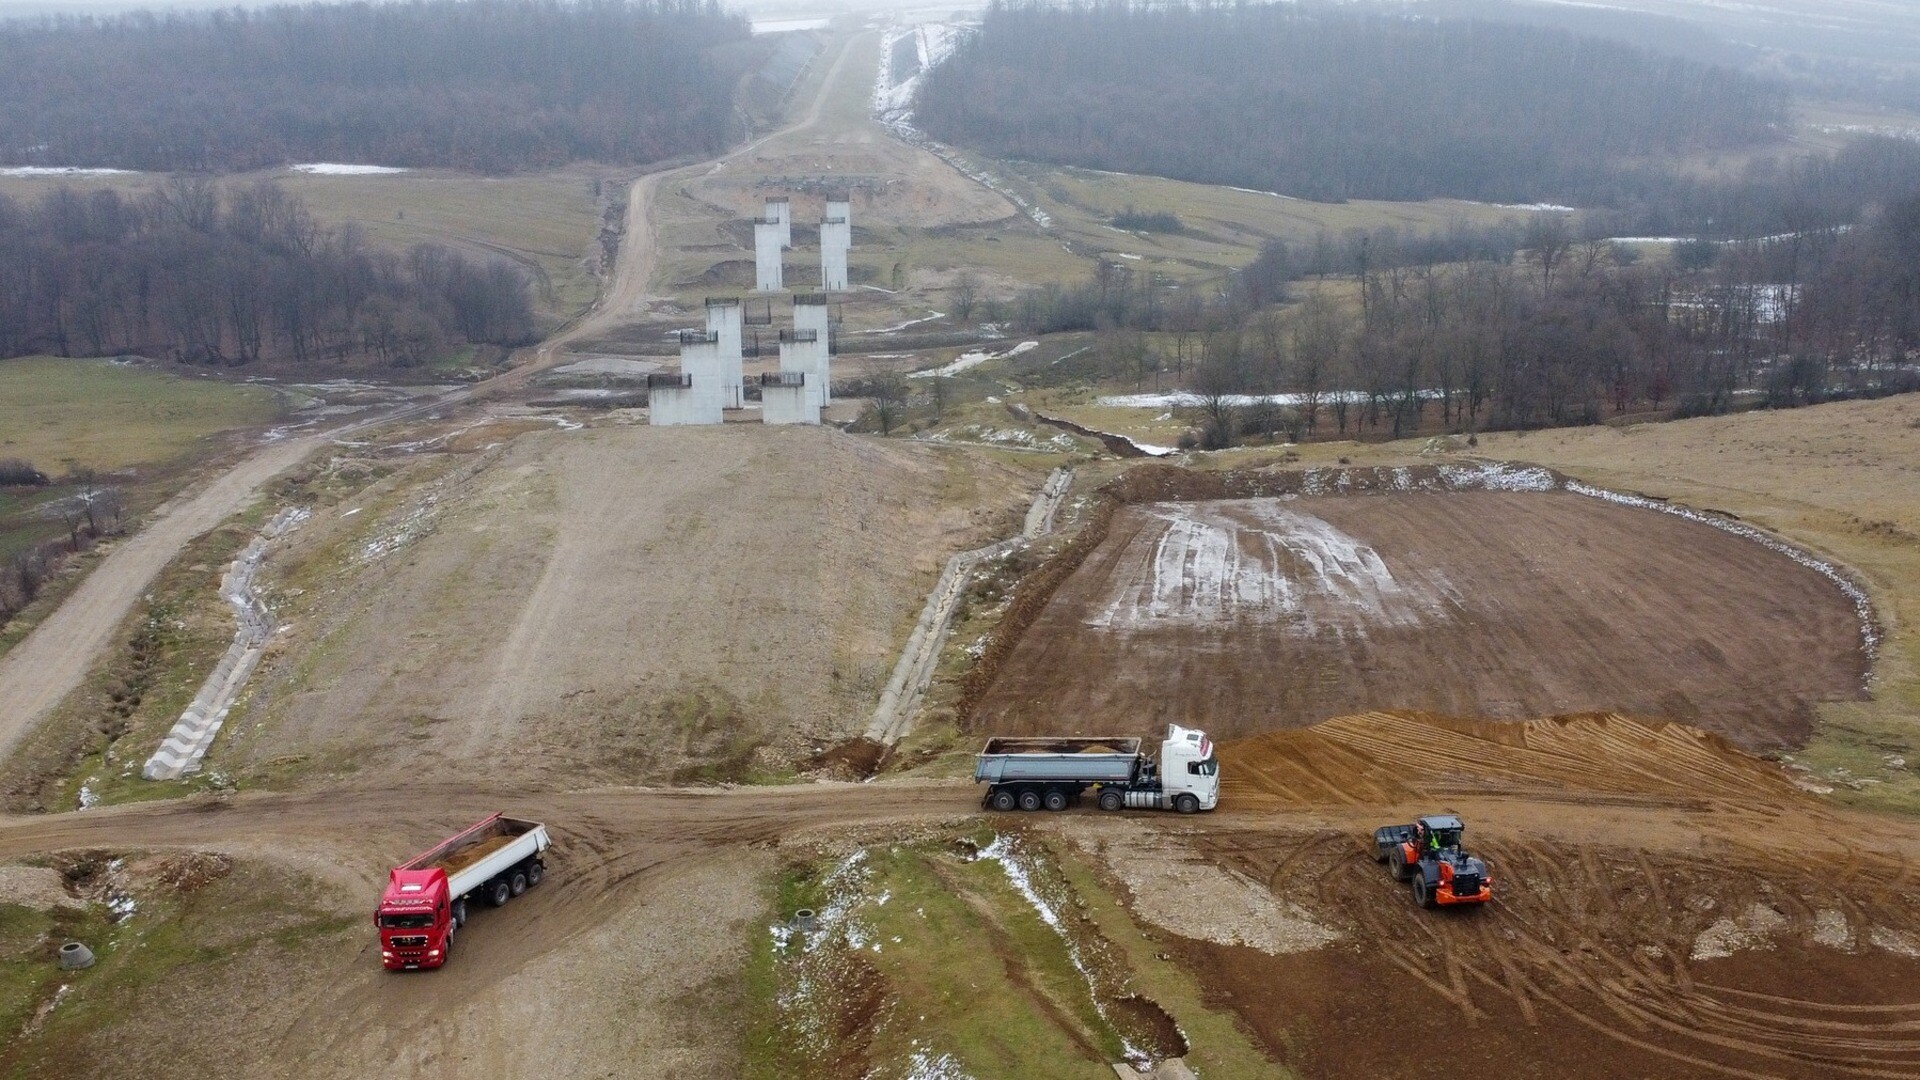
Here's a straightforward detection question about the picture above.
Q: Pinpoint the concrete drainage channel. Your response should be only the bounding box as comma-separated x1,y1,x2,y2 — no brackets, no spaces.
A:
864,468,1073,746
141,506,309,781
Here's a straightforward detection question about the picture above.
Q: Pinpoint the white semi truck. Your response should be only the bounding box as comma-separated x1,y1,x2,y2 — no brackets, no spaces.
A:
975,724,1219,813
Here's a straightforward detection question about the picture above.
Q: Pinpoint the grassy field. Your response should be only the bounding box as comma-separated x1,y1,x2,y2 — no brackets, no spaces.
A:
1011,164,1535,280
744,829,1280,1078
0,358,279,476
0,855,358,1078
276,168,615,321
0,168,614,323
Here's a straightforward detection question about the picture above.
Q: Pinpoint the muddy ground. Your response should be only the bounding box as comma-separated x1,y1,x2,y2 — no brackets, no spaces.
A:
975,490,1869,750
4,709,1919,1079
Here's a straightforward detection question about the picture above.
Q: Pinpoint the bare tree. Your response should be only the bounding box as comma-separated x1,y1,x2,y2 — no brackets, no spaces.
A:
869,371,910,435
951,271,980,322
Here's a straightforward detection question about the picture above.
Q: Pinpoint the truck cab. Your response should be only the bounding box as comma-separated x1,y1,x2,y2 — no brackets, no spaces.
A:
1157,724,1220,811
377,868,457,970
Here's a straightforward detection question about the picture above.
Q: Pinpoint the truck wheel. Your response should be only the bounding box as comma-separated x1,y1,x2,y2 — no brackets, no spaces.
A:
1391,855,1414,882
1412,875,1436,909
1017,790,1043,812
990,790,1018,812
1042,789,1070,812
526,862,544,888
452,899,468,928
510,871,528,897
1175,794,1200,814
488,878,512,908
1098,790,1124,812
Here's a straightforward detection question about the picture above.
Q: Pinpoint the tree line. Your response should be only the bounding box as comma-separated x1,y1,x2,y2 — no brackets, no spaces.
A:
916,1,1784,206
990,194,1920,446
0,180,536,365
0,0,751,173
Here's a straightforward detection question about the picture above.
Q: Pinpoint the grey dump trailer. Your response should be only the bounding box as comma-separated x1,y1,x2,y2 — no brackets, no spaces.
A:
975,725,1219,813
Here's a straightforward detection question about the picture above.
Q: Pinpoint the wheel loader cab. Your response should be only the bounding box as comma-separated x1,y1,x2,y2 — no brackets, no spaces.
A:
1417,815,1466,851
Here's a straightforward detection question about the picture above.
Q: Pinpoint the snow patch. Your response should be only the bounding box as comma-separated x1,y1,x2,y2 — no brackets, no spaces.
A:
908,340,1037,378
751,17,830,33
974,835,1148,1068
1227,185,1300,200
288,163,407,175
1097,389,1441,409
0,166,136,177
1090,501,1454,634
861,310,946,335
905,1049,975,1080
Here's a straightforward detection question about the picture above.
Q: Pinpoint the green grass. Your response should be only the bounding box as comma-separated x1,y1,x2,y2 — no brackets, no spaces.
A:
0,357,279,474
0,858,358,1077
18,509,269,813
745,841,1122,1078
744,831,1281,1078
1049,839,1296,1079
278,167,614,320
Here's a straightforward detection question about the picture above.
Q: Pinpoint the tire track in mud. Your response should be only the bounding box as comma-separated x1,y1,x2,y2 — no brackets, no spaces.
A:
1183,711,1920,1078
1209,825,1920,1078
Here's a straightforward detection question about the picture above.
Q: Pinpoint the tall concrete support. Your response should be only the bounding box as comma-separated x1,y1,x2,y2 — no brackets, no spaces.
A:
765,196,792,248
792,295,835,405
821,195,851,292
778,329,829,409
649,330,726,425
704,298,746,408
760,372,819,424
753,218,784,292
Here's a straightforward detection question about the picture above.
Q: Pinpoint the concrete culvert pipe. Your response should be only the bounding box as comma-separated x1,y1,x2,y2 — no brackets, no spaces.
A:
57,942,95,970
790,909,818,933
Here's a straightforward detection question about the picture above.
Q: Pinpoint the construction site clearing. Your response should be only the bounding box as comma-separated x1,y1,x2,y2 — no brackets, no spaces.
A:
2,12,1917,1074
2,424,1916,1079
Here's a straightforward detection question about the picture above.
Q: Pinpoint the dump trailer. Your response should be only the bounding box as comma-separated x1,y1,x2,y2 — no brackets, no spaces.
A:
976,724,1219,813
375,813,550,970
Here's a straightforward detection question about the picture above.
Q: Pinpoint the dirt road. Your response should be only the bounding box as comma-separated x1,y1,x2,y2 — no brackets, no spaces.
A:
976,490,1868,749
0,435,324,761
6,706,1920,1079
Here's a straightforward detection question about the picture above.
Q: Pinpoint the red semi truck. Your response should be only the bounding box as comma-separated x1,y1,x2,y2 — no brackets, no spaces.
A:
375,813,550,970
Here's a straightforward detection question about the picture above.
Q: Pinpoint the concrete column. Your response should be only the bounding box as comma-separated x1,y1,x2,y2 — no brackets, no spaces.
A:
647,373,720,426
765,196,792,248
753,219,784,292
646,331,725,425
761,373,819,424
778,329,828,409
821,196,851,292
792,296,834,405
705,298,745,408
